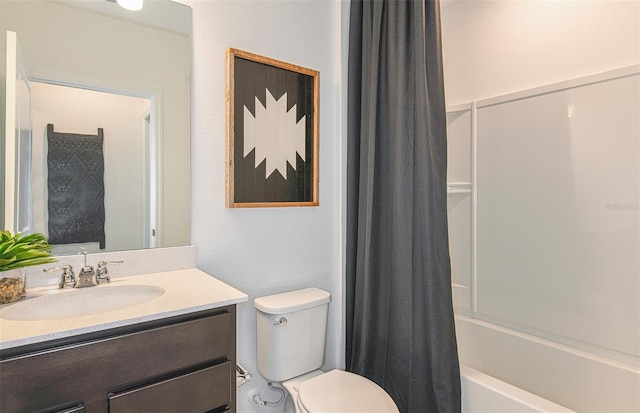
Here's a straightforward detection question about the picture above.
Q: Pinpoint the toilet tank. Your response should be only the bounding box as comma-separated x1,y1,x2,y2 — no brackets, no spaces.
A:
254,288,331,382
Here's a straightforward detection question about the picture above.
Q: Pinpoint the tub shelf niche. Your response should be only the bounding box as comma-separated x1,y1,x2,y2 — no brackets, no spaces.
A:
447,182,472,194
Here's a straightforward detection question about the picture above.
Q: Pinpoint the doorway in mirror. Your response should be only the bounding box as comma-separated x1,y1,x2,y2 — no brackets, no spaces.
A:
31,82,156,254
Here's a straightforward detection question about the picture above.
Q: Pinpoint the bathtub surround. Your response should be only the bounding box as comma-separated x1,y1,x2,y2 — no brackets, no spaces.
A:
442,0,640,411
346,1,460,412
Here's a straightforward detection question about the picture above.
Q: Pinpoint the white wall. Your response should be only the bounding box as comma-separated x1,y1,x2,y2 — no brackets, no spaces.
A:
181,1,345,412
442,0,640,105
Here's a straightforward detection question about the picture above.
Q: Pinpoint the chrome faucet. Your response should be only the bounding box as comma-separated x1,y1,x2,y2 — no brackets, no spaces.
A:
76,248,98,288
96,260,123,284
44,265,76,289
44,249,124,289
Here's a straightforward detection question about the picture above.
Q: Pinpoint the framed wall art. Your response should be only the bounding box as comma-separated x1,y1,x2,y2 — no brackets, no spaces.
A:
226,48,319,208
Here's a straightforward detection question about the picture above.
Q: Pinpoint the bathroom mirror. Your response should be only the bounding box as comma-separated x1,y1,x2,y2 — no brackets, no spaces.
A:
1,0,191,254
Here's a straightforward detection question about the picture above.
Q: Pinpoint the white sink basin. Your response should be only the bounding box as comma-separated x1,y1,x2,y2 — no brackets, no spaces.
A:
0,285,165,321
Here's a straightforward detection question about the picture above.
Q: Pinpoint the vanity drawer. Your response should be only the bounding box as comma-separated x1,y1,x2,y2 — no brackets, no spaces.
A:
100,310,233,383
108,362,231,412
0,307,235,413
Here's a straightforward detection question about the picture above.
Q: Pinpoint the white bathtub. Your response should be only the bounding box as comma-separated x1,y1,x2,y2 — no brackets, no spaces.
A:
461,365,574,413
456,315,640,412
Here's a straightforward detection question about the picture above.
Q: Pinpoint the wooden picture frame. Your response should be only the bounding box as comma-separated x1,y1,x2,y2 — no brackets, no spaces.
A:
226,48,319,208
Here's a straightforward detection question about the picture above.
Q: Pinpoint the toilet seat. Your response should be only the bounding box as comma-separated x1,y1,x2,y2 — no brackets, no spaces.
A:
294,369,398,413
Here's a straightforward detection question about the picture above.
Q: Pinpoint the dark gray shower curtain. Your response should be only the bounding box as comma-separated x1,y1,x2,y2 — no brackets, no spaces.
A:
345,1,461,412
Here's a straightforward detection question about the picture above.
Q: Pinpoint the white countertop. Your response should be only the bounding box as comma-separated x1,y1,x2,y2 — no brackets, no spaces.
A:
0,268,248,351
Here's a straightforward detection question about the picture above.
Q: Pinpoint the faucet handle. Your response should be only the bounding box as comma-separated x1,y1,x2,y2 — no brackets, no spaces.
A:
96,261,124,284
44,265,76,289
79,247,88,266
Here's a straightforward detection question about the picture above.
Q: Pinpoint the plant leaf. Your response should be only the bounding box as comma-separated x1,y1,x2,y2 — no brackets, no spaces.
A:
0,230,56,271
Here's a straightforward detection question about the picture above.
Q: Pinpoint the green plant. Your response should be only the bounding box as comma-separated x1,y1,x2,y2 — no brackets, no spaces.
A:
0,230,57,272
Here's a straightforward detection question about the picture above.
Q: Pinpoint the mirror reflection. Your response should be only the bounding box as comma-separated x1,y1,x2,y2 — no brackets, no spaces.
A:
1,0,191,254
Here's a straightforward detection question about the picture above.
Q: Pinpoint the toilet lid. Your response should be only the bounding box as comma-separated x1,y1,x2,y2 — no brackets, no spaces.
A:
296,370,398,413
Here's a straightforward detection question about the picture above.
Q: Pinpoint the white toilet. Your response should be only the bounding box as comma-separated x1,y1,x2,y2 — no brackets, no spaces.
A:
254,288,399,413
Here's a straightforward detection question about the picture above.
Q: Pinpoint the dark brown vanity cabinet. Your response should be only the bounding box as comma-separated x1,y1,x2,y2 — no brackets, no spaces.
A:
0,306,236,413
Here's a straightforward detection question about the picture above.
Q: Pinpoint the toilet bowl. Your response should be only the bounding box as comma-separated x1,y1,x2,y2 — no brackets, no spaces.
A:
283,369,399,413
254,288,399,413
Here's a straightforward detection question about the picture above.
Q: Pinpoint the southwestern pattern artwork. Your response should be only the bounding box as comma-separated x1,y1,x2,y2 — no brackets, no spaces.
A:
227,48,319,207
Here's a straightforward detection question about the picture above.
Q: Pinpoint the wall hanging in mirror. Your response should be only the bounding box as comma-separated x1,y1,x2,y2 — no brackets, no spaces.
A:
47,124,105,249
226,48,319,208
